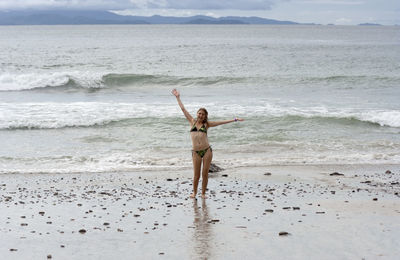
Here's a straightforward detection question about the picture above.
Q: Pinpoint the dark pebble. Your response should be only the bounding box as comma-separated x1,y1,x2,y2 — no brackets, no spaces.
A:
329,172,344,176
279,231,290,236
79,229,86,234
373,198,378,201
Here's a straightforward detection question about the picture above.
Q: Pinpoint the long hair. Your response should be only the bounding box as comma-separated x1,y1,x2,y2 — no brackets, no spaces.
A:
197,108,208,124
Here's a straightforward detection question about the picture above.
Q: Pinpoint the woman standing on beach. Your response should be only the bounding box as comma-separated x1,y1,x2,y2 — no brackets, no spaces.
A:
172,88,244,199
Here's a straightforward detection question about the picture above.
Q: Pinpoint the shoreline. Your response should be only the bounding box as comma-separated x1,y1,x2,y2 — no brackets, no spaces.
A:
1,164,399,259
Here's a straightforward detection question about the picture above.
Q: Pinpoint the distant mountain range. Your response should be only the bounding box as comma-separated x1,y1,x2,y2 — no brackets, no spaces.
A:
0,10,383,26
0,10,304,25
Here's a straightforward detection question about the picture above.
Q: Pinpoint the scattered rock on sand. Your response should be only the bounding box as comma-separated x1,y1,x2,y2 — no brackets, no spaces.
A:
99,192,112,196
279,231,290,236
385,170,392,174
209,163,224,173
79,229,86,234
264,172,272,176
330,172,344,176
373,198,378,201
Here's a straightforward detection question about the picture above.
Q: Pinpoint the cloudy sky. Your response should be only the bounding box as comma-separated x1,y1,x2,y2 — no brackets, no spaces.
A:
0,0,399,25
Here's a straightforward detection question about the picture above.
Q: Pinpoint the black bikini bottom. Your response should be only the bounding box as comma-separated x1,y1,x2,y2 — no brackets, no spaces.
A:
192,146,212,158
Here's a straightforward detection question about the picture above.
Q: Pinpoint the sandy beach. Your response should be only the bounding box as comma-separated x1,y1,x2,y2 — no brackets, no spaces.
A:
1,164,399,259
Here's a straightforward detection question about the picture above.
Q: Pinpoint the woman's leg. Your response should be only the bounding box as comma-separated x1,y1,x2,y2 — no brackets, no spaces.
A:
191,152,202,198
201,149,213,198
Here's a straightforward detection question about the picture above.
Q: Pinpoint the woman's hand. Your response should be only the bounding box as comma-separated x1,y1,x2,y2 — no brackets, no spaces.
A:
171,88,180,98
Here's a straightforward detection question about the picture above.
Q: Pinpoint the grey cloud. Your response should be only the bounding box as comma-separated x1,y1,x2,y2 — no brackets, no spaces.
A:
148,0,281,10
0,0,288,10
0,0,135,10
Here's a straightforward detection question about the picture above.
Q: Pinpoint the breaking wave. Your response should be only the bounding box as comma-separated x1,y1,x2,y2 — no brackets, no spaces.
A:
1,102,399,130
0,72,244,92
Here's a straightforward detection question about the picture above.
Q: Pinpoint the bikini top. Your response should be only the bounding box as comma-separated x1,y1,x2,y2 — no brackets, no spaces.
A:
190,121,207,134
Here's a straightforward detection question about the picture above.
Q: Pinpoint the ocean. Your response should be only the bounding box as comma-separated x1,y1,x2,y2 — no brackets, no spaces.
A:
1,25,399,174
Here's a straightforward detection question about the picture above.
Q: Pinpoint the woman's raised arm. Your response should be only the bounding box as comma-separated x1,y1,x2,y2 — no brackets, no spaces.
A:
208,118,244,127
172,89,194,124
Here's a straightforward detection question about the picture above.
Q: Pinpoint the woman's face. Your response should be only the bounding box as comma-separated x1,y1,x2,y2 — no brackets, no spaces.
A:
197,110,206,121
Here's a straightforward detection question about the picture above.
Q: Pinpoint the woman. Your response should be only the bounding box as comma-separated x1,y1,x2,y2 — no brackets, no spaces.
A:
172,88,244,199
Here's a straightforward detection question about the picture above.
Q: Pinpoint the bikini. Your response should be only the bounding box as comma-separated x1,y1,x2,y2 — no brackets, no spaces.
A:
190,121,212,158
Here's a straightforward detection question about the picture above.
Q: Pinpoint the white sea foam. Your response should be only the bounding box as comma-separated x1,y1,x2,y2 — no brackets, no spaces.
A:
0,71,105,91
2,148,399,175
1,102,400,129
0,153,192,174
0,72,70,91
358,110,400,128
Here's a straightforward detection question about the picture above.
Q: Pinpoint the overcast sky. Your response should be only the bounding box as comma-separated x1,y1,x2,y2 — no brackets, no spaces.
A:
0,0,399,25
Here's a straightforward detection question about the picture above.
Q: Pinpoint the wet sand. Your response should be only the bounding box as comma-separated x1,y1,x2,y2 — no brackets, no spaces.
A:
1,165,400,259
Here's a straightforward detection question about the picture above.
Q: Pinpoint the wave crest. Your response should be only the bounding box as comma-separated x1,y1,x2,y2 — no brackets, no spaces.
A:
0,72,243,92
1,102,399,130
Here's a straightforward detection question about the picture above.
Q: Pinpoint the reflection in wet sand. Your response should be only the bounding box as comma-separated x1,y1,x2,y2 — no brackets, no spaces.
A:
192,199,213,259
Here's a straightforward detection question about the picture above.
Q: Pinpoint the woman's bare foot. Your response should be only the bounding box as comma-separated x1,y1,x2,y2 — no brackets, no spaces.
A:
190,193,196,198
201,194,207,199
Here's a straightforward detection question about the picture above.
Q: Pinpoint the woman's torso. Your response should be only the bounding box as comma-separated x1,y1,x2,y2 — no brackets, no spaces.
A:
190,121,210,151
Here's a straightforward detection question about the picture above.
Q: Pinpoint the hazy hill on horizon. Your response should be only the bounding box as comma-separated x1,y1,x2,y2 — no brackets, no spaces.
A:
0,10,301,25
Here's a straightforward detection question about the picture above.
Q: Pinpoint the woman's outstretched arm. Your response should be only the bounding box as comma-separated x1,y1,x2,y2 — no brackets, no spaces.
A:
172,88,194,124
208,118,244,127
